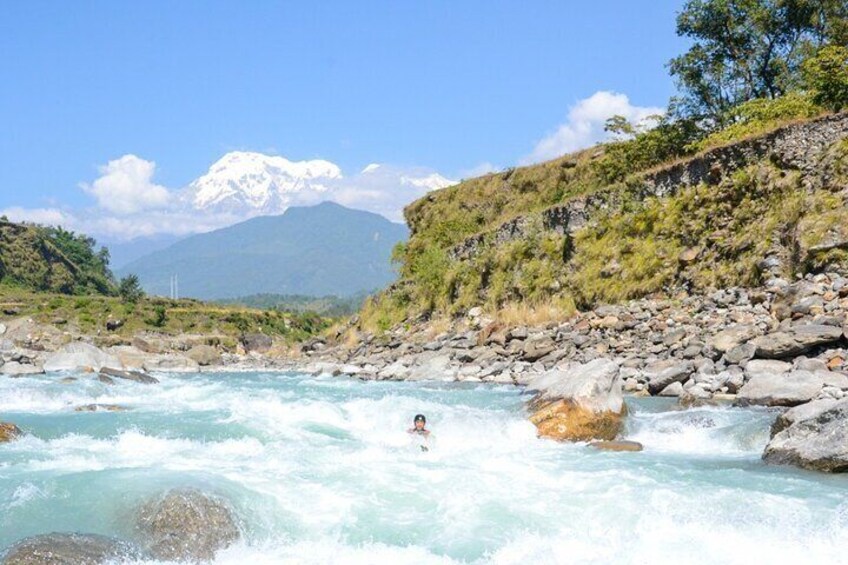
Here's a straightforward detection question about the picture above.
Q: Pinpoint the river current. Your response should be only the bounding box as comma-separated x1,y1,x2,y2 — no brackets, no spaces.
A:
1,371,847,564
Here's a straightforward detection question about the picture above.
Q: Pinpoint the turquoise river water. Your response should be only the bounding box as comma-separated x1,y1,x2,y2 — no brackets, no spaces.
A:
1,371,847,564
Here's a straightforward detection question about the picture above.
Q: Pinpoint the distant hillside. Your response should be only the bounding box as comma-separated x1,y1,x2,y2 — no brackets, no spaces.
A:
117,202,407,299
0,219,114,295
215,292,368,318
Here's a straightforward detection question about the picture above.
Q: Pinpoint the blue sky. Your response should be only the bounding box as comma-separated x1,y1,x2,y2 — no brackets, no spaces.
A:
0,0,686,236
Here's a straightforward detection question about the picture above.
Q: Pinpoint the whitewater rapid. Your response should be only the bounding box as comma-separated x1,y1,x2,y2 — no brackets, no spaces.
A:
1,371,847,564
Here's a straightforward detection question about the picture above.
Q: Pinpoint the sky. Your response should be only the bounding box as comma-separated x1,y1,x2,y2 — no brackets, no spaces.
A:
0,0,687,242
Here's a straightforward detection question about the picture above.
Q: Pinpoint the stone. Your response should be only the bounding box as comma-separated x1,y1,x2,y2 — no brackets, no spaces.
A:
1,533,144,564
98,374,115,385
132,336,166,354
407,353,453,381
658,381,684,397
241,333,272,353
0,422,23,442
588,440,643,452
107,345,148,370
135,489,240,562
745,359,792,378
763,397,848,472
735,371,825,407
725,343,757,364
643,360,694,395
752,325,844,359
1,361,44,376
100,367,159,384
526,359,625,442
142,354,200,373
43,342,123,372
185,345,222,367
709,326,759,353
521,337,556,362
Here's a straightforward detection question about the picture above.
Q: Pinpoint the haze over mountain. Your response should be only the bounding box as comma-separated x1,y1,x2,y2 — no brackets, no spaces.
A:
116,202,408,299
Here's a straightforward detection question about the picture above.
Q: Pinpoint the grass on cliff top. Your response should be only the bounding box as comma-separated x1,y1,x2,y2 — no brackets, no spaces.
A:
0,286,330,344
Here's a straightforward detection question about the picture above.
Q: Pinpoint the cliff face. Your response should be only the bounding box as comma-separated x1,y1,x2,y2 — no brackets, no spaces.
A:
377,112,848,324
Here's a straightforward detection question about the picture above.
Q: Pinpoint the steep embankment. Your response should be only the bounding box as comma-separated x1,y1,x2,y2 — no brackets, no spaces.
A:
363,112,848,328
0,220,115,295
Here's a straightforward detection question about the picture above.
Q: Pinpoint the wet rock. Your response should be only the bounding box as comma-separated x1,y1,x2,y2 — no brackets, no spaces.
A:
43,342,122,372
185,345,221,367
526,359,625,442
735,371,825,407
588,440,643,452
1,533,144,564
0,422,23,442
100,367,159,384
98,375,115,385
135,489,240,562
763,397,848,472
74,404,130,412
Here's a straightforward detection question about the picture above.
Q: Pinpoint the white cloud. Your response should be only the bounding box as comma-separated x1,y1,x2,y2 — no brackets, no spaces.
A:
0,206,75,227
522,91,664,165
80,154,171,215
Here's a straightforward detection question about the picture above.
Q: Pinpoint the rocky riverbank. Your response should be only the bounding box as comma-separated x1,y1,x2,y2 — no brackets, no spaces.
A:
300,272,848,471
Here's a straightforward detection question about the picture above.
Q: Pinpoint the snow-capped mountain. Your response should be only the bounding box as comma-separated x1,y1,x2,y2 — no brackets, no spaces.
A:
183,151,343,214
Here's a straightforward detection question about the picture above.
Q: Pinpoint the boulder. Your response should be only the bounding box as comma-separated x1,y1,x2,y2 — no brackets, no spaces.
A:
521,337,556,362
643,360,694,395
735,371,825,407
1,361,44,377
1,533,144,564
135,489,240,562
588,440,643,452
744,359,792,379
185,345,221,367
658,381,684,397
142,354,199,373
751,325,844,359
132,336,166,354
763,397,848,472
769,398,838,436
100,367,159,384
241,333,272,353
407,353,453,381
725,343,756,364
526,359,625,442
709,326,759,353
0,422,22,442
43,342,122,372
107,345,149,370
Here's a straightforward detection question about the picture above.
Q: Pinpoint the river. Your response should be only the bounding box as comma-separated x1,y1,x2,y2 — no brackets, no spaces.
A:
1,371,847,564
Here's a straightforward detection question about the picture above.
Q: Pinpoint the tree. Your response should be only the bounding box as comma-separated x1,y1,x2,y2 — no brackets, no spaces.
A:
803,44,848,112
118,274,145,303
668,0,846,126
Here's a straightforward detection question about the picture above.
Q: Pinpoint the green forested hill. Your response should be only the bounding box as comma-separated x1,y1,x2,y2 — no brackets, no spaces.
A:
0,219,115,295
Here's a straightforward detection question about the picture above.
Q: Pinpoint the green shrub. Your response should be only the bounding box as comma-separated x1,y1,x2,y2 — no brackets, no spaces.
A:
804,45,848,112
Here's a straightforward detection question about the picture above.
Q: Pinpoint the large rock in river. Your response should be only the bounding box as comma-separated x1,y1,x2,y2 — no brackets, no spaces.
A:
526,359,625,442
0,422,22,443
135,489,240,562
735,371,825,407
43,342,122,372
142,354,199,373
763,397,848,472
1,533,144,564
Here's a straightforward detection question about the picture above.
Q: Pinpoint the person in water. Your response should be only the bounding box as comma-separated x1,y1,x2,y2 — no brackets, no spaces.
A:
408,414,431,451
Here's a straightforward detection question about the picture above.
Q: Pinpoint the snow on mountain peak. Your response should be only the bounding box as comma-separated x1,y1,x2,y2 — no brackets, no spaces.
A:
187,151,343,212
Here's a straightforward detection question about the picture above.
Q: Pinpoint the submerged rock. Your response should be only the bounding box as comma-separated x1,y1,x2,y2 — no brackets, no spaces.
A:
43,342,122,373
99,367,159,384
135,488,240,562
526,359,625,442
74,404,130,412
588,440,643,452
1,532,144,564
763,397,848,472
0,422,22,443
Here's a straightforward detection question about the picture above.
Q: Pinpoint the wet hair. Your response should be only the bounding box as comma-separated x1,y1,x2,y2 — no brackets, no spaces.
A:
414,414,426,423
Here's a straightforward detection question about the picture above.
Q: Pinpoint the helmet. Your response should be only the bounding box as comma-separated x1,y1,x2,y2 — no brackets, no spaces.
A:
414,414,426,423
